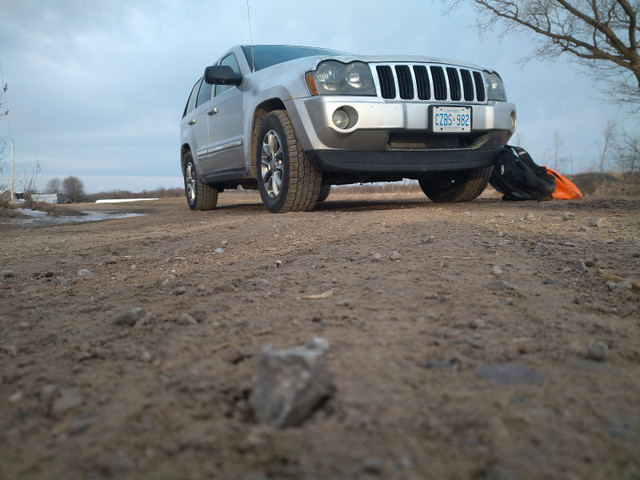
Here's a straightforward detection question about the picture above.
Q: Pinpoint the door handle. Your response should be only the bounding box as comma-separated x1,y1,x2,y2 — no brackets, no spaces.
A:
207,108,218,116
188,118,196,125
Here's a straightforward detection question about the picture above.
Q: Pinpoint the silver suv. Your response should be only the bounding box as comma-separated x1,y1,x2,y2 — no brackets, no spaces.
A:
180,45,516,213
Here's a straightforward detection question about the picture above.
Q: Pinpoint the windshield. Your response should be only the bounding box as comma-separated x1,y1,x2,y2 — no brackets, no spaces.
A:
241,45,347,72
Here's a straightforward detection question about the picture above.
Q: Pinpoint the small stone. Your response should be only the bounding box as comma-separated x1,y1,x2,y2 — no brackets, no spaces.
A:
1,270,15,278
421,235,435,244
178,313,198,325
57,276,68,286
587,341,608,362
523,212,536,221
40,384,57,403
558,241,576,247
52,388,83,414
469,318,486,329
214,248,225,254
77,269,93,278
489,280,511,291
371,253,382,262
174,256,187,261
8,391,24,403
562,212,576,221
17,321,31,330
588,217,606,228
544,277,559,285
606,280,632,291
533,243,549,254
496,232,506,238
363,458,383,475
573,259,587,272
172,286,187,295
389,251,401,261
140,350,152,362
221,240,228,246
114,307,146,326
491,266,503,276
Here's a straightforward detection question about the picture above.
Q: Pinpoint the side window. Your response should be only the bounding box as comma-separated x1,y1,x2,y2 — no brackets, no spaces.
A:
183,79,201,118
215,54,241,97
196,78,213,108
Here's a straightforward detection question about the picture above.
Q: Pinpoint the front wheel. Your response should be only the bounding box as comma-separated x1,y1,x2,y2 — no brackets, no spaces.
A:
419,166,493,203
183,152,218,211
256,110,322,213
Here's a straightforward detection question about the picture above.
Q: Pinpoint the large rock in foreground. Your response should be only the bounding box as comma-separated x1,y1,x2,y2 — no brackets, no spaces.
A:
251,338,333,427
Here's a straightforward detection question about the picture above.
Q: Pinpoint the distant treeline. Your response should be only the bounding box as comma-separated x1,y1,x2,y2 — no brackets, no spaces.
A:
87,187,184,202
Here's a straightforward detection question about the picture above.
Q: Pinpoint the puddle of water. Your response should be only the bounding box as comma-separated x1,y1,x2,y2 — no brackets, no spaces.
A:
1,209,145,227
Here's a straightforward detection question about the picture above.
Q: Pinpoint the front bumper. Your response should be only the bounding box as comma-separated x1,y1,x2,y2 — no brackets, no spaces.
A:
286,96,515,174
307,146,501,173
289,96,516,149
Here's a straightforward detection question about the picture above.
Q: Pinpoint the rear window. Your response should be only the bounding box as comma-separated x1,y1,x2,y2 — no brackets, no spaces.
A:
242,45,347,72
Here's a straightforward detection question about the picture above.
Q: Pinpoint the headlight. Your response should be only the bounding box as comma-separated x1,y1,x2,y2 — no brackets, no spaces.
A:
483,71,507,102
307,61,376,96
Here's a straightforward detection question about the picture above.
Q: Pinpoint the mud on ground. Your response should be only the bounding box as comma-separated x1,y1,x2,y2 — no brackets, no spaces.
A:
1,191,639,480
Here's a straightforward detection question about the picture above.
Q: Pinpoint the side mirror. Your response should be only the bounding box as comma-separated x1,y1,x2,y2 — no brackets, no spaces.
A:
204,65,243,86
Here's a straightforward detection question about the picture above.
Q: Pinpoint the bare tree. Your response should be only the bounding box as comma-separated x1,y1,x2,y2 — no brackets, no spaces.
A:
598,119,618,171
0,84,8,179
46,177,62,194
453,1,640,107
615,128,640,172
62,176,85,203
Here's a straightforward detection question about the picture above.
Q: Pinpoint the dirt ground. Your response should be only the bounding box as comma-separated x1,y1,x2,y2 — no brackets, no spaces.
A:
1,188,639,480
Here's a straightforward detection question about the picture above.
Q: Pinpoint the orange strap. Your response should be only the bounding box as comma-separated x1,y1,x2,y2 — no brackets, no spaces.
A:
545,168,583,199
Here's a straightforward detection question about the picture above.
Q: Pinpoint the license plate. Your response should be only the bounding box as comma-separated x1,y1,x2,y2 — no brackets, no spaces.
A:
432,106,471,133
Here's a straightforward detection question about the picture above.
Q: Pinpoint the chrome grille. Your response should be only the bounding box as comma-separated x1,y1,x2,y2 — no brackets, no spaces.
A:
374,63,486,103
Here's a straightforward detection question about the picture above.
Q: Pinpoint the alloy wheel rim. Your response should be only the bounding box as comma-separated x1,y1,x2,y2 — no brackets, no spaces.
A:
185,162,197,203
260,130,284,199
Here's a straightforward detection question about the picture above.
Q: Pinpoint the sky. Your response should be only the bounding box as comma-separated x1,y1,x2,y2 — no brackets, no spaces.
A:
0,0,632,194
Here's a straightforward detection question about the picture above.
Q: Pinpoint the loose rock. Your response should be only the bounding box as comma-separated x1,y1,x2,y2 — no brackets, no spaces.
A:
389,251,401,261
587,341,608,362
178,313,198,326
113,307,146,327
562,212,576,221
533,243,549,254
251,338,333,427
52,388,83,415
77,269,93,278
573,259,587,272
492,266,503,276
489,280,511,291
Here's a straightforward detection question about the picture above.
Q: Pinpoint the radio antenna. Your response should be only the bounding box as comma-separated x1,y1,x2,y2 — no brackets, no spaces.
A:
246,0,256,72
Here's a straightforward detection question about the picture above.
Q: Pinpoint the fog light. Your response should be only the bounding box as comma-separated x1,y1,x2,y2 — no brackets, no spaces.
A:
332,108,350,129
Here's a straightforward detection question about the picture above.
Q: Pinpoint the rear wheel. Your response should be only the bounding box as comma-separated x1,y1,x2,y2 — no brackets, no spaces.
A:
419,166,493,202
183,152,218,210
256,110,322,213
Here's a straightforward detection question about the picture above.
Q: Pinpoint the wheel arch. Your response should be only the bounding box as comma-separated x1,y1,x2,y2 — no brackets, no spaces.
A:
249,99,287,176
180,144,192,175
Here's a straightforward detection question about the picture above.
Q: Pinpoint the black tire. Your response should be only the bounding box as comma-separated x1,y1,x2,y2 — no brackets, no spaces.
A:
183,152,218,211
256,110,322,213
419,166,493,203
317,183,331,203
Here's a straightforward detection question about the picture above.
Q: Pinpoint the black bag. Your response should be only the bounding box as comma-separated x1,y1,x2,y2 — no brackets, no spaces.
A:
490,146,556,201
